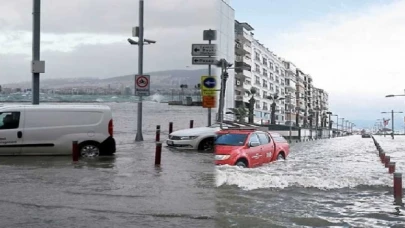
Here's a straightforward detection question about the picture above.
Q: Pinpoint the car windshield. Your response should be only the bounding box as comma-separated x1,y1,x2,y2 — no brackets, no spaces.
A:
215,133,247,146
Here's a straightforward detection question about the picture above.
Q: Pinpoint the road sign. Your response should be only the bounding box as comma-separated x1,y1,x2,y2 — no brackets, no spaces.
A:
202,96,216,108
191,44,217,56
201,76,217,96
203,29,217,41
135,75,150,96
192,57,216,65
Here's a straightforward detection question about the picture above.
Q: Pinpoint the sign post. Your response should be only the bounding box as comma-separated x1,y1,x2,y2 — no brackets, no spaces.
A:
192,29,217,126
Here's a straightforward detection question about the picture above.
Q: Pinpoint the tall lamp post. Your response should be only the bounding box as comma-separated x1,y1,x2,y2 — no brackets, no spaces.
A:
128,0,157,142
381,110,403,139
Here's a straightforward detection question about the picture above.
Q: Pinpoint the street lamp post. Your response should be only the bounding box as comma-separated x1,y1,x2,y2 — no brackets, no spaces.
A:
381,110,403,139
128,0,156,142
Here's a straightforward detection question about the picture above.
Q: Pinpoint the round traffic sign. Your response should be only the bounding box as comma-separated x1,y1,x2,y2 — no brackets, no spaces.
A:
136,76,149,88
203,77,216,89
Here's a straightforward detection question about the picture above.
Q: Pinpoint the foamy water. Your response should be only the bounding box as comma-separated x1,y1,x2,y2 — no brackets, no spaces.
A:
216,136,405,227
216,136,392,190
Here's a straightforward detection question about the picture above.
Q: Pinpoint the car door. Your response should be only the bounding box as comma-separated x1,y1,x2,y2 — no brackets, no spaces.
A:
0,111,23,155
246,133,262,167
257,132,275,164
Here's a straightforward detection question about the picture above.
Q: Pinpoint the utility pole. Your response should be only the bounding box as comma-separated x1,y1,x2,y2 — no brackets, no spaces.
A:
391,110,394,139
32,0,44,104
135,0,145,142
203,29,217,126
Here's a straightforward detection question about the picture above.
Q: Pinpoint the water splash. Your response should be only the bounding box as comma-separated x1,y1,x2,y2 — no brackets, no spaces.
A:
151,93,163,103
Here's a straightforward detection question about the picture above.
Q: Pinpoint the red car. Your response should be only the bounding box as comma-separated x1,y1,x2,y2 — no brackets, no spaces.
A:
214,128,290,168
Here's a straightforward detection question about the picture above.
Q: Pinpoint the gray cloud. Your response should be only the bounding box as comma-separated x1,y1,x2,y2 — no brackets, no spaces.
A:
0,26,207,84
0,0,217,34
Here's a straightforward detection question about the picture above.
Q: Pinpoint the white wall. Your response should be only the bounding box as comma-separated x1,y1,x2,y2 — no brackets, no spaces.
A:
215,0,235,119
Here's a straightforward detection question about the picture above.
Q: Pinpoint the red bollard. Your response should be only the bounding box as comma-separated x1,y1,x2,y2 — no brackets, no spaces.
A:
385,156,390,168
393,173,403,206
155,142,162,166
155,125,160,142
380,152,385,163
389,162,396,174
72,141,79,162
190,120,194,128
169,122,173,134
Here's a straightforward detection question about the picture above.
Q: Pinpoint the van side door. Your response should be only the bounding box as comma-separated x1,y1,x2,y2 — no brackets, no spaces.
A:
0,111,23,155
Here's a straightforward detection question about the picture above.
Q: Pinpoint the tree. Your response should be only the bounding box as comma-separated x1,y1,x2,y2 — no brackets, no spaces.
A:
228,106,248,123
246,87,257,124
266,93,284,125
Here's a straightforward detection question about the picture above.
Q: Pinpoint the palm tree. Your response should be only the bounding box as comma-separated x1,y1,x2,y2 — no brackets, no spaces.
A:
246,87,257,124
266,93,284,124
227,106,248,123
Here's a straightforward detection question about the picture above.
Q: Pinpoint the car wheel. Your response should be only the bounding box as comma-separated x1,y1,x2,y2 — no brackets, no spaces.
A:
235,161,247,168
277,153,285,160
80,142,100,158
198,138,214,152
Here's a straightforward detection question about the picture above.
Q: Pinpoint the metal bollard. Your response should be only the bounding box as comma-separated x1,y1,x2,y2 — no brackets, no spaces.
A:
169,122,173,134
155,125,160,142
393,173,403,206
389,162,396,174
380,152,385,163
155,142,162,166
385,156,391,168
72,141,79,162
190,120,194,128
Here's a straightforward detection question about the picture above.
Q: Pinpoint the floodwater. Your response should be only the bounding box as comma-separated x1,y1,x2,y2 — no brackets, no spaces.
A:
2,101,405,227
216,135,405,227
0,102,215,228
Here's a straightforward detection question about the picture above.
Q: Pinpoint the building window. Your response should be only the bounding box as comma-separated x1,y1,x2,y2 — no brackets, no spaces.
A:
255,52,260,61
255,64,260,73
275,76,280,84
275,66,279,74
263,69,267,77
255,76,260,85
269,73,274,81
262,58,267,66
269,62,274,70
269,83,274,91
281,79,284,86
263,91,267,99
262,79,268,89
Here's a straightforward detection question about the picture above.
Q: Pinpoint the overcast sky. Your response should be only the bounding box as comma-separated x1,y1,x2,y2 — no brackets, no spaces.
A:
0,0,216,84
234,0,405,123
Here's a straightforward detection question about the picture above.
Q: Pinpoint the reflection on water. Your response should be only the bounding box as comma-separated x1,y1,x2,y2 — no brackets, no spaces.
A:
0,102,215,228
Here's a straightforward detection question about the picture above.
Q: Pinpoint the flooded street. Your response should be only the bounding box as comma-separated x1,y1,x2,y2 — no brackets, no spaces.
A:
0,102,215,228
216,136,405,227
2,102,405,227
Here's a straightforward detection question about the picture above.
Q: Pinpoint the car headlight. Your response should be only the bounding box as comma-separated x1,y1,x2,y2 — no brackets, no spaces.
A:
180,136,198,140
215,155,230,160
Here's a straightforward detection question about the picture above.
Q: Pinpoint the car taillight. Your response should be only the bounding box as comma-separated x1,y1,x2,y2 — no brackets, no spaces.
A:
108,119,113,137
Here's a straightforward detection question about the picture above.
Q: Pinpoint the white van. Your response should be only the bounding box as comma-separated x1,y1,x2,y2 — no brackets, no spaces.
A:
0,104,116,156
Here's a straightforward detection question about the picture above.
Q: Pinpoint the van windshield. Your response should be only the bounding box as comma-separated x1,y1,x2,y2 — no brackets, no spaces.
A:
215,133,247,146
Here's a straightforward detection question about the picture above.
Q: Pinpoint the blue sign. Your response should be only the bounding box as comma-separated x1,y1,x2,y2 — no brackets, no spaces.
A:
203,77,216,89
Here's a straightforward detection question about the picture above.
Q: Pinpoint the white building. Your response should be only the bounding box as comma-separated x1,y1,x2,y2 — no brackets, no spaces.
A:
215,0,235,120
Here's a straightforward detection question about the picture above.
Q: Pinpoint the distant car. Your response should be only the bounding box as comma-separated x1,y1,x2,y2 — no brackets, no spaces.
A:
166,123,235,151
214,128,290,168
361,133,371,138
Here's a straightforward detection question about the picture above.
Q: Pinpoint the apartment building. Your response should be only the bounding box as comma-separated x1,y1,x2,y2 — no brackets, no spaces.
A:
233,20,330,126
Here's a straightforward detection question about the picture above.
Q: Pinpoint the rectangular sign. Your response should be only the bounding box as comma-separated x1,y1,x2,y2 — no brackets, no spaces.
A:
202,95,216,108
192,57,216,65
191,44,217,56
135,75,150,96
201,76,217,96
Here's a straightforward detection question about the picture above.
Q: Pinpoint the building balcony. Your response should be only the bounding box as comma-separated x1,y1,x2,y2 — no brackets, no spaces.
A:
235,95,244,101
235,61,252,73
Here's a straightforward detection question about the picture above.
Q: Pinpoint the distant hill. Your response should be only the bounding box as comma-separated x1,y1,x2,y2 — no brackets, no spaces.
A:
2,68,209,89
